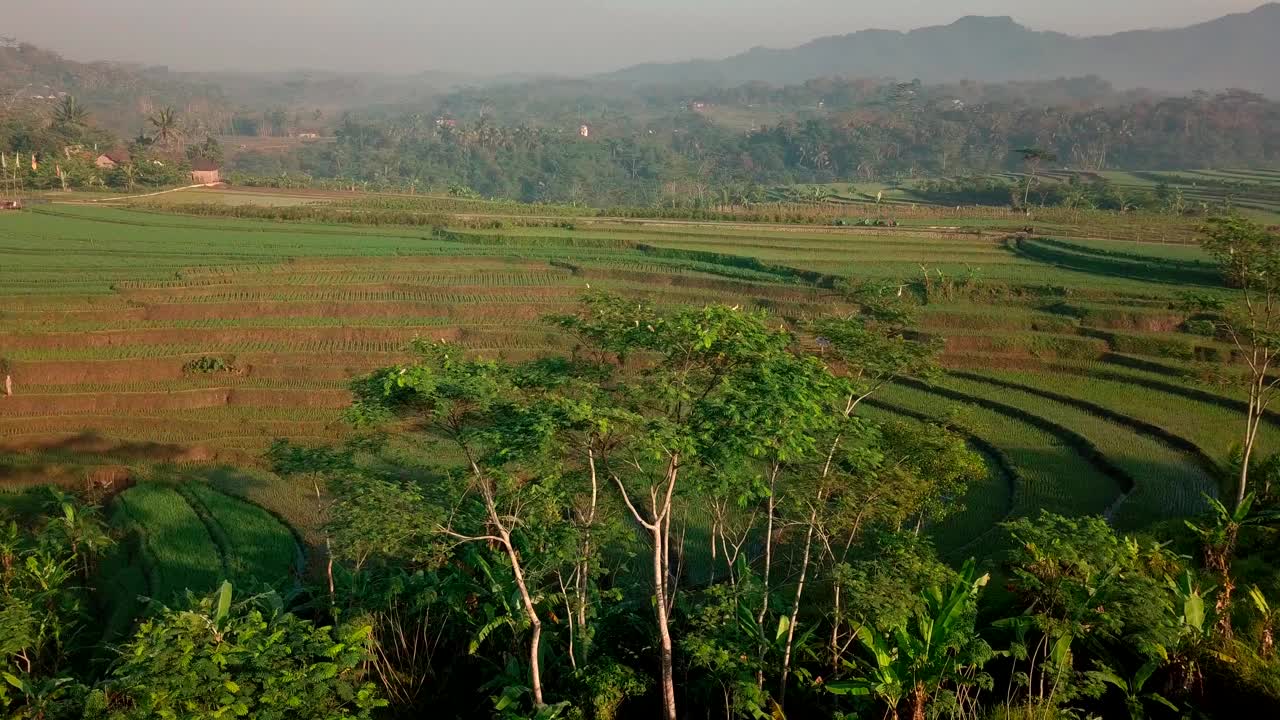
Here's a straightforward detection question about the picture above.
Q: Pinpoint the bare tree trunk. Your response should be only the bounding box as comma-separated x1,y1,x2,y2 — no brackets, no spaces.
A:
909,683,927,720
779,504,817,709
830,584,842,670
312,476,335,602
470,459,545,707
1240,385,1259,509
757,463,780,690
573,447,601,666
653,522,677,720
613,457,680,720
1216,574,1236,640
495,521,544,706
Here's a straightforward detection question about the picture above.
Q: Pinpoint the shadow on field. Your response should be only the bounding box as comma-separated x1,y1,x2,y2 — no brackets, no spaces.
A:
0,431,205,462
1011,237,1221,287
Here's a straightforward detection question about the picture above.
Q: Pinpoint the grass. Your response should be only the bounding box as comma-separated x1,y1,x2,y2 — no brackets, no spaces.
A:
111,483,224,602
858,402,1015,555
180,482,300,588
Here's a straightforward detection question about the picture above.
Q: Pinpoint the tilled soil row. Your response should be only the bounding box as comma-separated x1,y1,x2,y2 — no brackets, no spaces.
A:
0,387,352,415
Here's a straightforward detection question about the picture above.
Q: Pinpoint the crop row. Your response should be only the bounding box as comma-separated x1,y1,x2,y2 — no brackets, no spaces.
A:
111,483,224,602
961,367,1279,468
873,382,1118,518
935,375,1216,528
178,482,300,588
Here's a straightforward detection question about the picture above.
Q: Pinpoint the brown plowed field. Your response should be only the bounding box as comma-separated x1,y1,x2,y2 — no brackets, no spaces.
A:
0,388,351,415
0,326,461,350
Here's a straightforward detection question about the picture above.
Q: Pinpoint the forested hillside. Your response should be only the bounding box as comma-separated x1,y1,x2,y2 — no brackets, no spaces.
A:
243,83,1280,206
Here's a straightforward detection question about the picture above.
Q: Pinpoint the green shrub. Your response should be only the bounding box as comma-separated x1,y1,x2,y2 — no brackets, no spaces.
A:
182,355,236,374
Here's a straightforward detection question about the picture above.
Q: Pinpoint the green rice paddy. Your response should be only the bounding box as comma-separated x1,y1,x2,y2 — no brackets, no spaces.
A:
1,193,1271,579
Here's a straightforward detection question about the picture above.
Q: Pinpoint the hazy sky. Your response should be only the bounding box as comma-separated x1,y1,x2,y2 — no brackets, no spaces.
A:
4,1,1267,75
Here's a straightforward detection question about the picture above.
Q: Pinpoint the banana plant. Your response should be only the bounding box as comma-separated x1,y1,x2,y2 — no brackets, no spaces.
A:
1164,571,1235,695
826,560,992,720
1089,661,1179,720
1184,492,1279,638
1,673,80,720
1247,585,1276,658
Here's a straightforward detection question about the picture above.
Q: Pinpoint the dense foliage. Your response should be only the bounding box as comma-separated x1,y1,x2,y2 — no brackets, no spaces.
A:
235,84,1280,206
1,492,383,719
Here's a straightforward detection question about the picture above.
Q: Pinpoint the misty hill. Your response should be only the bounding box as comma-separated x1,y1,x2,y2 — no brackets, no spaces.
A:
603,4,1280,96
168,69,479,119
0,41,234,135
0,41,471,136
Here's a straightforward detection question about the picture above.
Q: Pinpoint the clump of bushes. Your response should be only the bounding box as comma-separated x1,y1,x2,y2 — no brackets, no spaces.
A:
182,355,236,374
1183,319,1219,337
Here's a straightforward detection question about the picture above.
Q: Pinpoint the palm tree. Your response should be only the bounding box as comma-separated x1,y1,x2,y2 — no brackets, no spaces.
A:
53,95,88,128
149,107,181,148
121,163,138,192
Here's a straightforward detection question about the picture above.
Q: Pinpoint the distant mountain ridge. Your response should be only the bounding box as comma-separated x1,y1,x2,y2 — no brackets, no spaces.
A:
603,4,1280,96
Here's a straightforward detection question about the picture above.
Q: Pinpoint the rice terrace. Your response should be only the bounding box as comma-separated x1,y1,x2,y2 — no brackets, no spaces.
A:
1,188,1263,559
8,5,1280,712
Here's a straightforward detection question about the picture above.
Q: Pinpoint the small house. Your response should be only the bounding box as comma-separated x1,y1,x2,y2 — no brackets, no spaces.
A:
578,124,590,138
94,149,130,170
190,159,222,184
297,131,320,140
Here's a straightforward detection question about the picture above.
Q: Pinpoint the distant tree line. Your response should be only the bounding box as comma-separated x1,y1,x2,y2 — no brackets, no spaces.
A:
227,81,1280,207
0,99,223,191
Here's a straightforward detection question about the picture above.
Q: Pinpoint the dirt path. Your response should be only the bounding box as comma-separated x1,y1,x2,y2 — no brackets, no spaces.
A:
51,182,225,204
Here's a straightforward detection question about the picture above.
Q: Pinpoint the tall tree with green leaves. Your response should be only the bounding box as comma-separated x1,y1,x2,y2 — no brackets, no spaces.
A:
349,341,574,709
550,294,802,720
1197,216,1280,507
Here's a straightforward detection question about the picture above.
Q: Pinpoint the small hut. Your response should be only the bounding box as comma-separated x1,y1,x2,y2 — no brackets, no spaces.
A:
190,159,222,184
94,149,131,170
